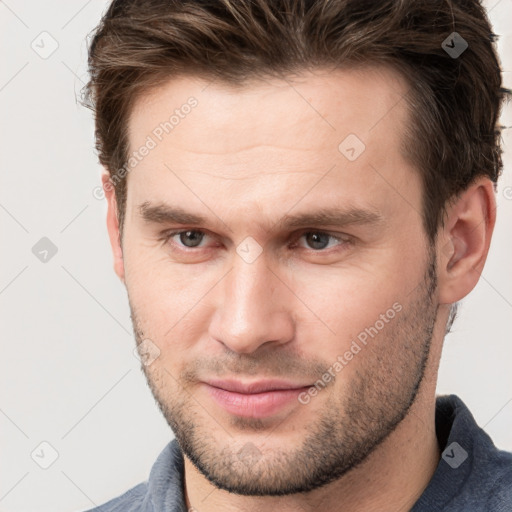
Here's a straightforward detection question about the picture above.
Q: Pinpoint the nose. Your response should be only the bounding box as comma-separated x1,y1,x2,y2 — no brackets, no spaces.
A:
208,252,295,354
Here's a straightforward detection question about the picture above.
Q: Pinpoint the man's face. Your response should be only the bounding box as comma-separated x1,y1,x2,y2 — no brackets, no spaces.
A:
120,66,440,495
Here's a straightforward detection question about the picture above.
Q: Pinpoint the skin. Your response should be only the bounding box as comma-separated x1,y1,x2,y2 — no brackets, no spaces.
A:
103,65,496,512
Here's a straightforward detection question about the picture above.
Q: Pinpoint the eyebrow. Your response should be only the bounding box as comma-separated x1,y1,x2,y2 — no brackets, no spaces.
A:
137,201,383,231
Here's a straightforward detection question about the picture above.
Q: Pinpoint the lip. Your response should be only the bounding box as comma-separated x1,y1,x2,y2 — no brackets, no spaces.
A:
205,378,311,394
203,379,312,418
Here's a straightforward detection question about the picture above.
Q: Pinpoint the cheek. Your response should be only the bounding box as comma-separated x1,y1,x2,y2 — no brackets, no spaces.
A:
297,276,399,354
125,252,218,360
288,254,418,369
292,251,403,310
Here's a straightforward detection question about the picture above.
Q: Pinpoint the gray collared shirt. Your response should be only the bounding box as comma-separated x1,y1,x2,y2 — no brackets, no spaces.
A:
82,395,512,512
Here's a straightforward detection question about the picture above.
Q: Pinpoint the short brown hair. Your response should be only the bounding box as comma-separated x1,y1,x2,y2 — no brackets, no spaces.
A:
83,0,509,241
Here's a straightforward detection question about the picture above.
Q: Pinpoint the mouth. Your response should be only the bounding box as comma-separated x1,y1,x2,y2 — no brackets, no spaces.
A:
202,379,312,418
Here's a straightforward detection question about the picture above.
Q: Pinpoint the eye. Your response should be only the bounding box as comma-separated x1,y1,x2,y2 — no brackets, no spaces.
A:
294,231,348,251
164,229,209,249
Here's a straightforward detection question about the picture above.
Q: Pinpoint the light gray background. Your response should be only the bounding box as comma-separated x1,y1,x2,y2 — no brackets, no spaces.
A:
1,1,511,511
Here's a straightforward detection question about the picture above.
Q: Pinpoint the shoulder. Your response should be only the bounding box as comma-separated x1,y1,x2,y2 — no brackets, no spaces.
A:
414,395,512,511
77,439,185,512
80,482,148,512
484,448,512,511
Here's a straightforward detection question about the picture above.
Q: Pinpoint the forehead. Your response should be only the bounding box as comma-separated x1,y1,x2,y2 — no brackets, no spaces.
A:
124,65,420,230
128,65,410,155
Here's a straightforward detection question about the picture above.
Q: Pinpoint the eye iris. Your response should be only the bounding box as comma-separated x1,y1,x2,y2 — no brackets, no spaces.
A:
180,230,203,247
306,232,330,250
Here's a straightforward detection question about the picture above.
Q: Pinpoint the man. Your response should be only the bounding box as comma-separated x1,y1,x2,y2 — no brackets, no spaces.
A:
82,0,511,510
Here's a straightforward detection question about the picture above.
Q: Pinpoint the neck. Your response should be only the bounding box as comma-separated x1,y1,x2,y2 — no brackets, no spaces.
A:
183,392,440,512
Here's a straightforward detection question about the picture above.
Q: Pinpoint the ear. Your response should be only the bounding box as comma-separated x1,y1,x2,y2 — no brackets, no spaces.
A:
102,172,125,284
437,177,496,304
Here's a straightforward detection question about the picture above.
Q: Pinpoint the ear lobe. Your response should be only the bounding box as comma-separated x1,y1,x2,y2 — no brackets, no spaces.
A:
102,172,125,284
437,178,496,305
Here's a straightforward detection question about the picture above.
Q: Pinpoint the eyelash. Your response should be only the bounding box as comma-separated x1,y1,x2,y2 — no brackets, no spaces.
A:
160,229,350,253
